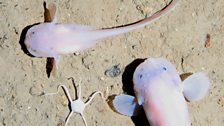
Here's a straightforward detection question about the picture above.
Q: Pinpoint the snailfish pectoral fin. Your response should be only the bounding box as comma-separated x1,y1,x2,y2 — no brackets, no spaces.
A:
44,2,57,23
51,55,60,77
182,72,210,102
112,94,142,117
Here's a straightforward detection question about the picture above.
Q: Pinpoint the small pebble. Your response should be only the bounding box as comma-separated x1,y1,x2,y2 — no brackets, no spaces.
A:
100,77,105,81
57,123,65,126
105,64,121,77
29,84,44,96
217,97,224,107
205,34,212,48
192,12,196,17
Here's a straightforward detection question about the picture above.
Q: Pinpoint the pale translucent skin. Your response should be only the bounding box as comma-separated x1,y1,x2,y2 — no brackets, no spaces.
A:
133,58,190,126
24,0,179,60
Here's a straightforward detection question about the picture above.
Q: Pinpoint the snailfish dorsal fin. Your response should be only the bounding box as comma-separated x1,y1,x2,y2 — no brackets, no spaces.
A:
182,72,210,102
112,94,141,117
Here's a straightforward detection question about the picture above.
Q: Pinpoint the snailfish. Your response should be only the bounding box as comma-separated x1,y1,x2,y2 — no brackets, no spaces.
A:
24,0,179,70
113,58,210,126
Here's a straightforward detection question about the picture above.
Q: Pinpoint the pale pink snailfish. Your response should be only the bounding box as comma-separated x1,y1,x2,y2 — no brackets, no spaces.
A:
24,0,179,71
113,58,210,126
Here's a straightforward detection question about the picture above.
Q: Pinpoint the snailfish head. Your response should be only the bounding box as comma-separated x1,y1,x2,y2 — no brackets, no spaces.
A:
24,23,53,57
133,58,181,105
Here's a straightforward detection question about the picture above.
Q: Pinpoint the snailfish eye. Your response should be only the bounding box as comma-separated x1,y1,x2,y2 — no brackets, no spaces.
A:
139,74,143,79
162,67,167,71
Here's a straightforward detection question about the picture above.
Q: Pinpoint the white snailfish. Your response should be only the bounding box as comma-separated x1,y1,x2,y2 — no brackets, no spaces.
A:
24,0,180,70
113,58,210,126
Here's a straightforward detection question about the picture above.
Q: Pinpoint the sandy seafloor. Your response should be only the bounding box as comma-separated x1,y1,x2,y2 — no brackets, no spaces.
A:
0,0,224,126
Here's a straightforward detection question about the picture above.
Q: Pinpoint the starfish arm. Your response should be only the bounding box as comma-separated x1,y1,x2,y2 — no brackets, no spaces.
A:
85,91,104,106
43,84,72,103
65,111,73,126
59,85,73,103
80,112,88,126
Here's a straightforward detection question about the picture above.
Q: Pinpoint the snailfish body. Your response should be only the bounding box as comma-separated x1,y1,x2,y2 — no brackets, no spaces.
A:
24,0,179,69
